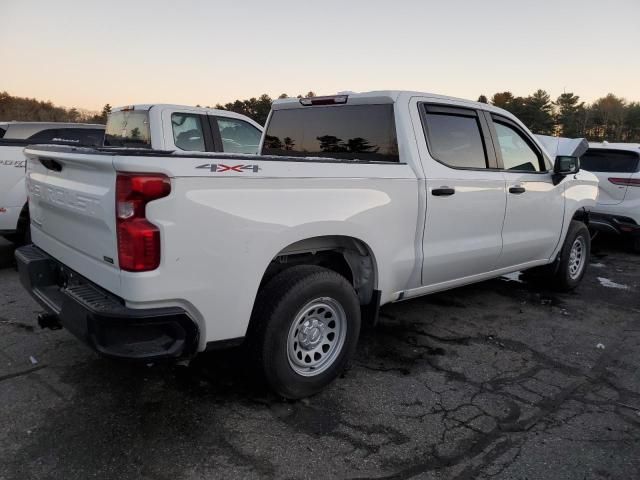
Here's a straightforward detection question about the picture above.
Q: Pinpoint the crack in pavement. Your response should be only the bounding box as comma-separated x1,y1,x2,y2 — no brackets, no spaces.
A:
0,364,47,383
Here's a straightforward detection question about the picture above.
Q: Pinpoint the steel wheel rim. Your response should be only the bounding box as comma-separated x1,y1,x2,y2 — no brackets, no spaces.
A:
568,236,586,280
287,297,347,377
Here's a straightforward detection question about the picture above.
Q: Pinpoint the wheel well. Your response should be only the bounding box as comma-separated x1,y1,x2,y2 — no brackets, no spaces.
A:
260,236,377,306
572,207,589,225
15,203,29,234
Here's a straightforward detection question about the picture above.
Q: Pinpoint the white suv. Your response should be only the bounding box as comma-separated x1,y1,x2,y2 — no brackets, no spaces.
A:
0,122,105,244
581,142,640,251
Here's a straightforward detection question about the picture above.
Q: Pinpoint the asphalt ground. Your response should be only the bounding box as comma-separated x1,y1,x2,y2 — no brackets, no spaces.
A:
0,236,638,480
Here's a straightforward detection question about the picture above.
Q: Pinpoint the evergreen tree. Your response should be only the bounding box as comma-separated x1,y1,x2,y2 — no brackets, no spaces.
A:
522,90,554,135
555,93,584,137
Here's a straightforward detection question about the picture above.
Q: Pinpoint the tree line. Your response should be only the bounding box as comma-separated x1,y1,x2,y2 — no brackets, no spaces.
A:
214,90,640,143
2,89,639,142
0,91,112,124
479,90,640,142
209,91,317,126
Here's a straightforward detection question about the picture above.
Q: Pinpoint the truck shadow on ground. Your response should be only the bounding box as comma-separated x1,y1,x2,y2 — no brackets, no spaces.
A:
2,235,639,479
0,238,16,269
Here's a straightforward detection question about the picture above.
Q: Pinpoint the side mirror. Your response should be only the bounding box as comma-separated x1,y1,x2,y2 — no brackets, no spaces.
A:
554,155,580,175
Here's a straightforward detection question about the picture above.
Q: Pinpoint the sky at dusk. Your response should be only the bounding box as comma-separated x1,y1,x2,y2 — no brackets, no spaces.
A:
2,0,639,112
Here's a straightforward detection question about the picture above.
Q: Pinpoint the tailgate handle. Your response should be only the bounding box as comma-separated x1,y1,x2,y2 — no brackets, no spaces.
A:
39,158,63,172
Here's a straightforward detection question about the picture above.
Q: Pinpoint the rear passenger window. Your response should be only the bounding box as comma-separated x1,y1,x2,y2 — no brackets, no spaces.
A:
580,149,640,173
26,128,105,146
493,122,543,172
171,113,205,151
215,117,261,154
25,128,61,143
423,111,487,169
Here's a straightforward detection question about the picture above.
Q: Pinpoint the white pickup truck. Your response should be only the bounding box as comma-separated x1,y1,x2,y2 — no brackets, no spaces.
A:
16,91,598,398
103,104,263,153
0,122,105,243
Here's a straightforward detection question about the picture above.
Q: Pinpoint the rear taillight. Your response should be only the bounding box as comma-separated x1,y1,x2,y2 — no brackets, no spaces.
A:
116,173,171,272
608,177,640,187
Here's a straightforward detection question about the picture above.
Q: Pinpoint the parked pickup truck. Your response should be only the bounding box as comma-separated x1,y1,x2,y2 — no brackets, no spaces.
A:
16,91,598,398
0,122,105,244
104,104,263,153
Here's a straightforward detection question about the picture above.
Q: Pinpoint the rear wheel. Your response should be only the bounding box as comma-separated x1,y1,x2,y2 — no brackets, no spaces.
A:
248,265,361,399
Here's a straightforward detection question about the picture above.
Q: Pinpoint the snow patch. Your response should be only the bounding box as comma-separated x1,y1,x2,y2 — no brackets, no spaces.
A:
502,272,523,283
597,277,629,290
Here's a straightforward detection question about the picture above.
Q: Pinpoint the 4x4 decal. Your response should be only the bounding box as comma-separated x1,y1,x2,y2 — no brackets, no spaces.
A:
196,163,261,173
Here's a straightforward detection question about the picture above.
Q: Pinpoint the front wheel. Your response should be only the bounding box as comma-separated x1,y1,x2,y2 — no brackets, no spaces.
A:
552,220,591,291
248,265,361,399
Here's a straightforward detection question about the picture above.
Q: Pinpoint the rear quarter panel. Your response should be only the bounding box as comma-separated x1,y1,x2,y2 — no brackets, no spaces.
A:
586,166,640,225
113,155,420,347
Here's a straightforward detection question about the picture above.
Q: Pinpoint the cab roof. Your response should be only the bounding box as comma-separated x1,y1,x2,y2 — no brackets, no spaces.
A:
111,104,264,129
272,90,514,116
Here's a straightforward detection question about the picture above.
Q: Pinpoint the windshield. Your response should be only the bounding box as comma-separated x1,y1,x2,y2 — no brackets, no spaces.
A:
104,110,151,148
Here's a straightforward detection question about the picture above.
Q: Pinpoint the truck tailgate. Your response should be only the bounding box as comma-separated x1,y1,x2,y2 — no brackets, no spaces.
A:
25,147,120,284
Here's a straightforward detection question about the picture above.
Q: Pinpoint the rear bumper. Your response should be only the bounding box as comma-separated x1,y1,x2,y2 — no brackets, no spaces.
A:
15,245,199,361
588,212,640,238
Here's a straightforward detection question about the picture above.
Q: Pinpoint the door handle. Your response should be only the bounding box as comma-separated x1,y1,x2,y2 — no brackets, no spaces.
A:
432,187,455,197
509,186,526,194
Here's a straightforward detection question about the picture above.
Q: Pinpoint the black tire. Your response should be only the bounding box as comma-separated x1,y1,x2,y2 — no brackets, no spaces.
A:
4,205,30,246
2,229,28,245
550,220,591,292
248,265,361,399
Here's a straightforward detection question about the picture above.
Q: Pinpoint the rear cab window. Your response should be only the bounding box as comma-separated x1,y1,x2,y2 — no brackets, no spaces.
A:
581,149,640,173
262,104,399,162
104,110,151,148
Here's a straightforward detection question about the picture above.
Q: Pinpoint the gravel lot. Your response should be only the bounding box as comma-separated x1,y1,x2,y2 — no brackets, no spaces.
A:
0,236,638,480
